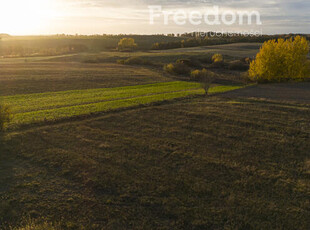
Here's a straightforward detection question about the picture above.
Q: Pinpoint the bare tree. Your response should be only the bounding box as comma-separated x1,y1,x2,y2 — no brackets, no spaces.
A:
191,68,215,95
201,72,215,95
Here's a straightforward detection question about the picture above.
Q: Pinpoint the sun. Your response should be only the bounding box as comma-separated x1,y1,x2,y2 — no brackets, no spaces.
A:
0,0,53,35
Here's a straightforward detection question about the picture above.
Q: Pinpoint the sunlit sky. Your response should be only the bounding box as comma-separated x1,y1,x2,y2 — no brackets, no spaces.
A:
0,0,309,35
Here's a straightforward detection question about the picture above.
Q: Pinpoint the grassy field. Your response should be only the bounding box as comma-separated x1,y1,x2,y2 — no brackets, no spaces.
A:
1,42,309,229
1,82,244,127
0,43,259,99
43,43,262,65
0,62,172,96
1,96,309,229
2,82,202,126
0,42,256,127
155,43,262,58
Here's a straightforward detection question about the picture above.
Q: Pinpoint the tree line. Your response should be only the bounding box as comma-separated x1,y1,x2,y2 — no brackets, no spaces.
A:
151,34,310,50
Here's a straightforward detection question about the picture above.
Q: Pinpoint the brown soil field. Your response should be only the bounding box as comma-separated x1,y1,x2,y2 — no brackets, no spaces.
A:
223,82,310,104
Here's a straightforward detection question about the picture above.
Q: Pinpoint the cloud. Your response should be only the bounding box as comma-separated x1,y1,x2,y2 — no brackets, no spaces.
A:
50,0,310,34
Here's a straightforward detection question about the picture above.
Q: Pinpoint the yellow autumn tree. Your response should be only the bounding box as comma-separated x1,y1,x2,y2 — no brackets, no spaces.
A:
249,36,309,82
212,54,223,63
117,38,137,51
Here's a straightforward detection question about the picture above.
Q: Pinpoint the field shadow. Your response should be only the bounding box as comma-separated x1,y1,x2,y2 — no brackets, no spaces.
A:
221,82,310,104
0,133,19,227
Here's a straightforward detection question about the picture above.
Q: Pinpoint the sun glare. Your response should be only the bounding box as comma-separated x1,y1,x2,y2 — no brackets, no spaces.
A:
0,0,53,35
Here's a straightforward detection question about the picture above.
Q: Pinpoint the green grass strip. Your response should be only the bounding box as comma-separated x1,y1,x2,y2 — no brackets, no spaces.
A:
3,82,246,126
209,85,245,94
12,89,204,125
2,81,201,113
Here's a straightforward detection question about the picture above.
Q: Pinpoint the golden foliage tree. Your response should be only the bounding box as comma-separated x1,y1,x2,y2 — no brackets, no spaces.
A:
249,36,310,82
117,38,137,51
212,54,223,63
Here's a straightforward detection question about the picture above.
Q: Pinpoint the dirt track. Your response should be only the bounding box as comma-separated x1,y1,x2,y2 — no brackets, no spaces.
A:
222,82,310,104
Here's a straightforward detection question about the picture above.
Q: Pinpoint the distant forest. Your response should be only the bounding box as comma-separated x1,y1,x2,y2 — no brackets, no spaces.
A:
0,33,309,57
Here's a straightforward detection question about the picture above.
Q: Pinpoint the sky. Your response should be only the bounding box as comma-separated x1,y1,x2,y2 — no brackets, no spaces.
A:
0,0,309,35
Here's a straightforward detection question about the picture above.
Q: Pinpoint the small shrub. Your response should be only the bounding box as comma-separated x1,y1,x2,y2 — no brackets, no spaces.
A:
0,104,12,131
228,60,249,71
241,72,255,83
125,57,153,66
117,57,154,66
249,36,310,82
176,58,201,68
190,69,201,80
164,63,174,74
212,53,223,63
116,59,125,64
243,57,252,65
176,59,191,66
198,55,213,64
190,68,206,81
164,63,191,75
210,60,226,69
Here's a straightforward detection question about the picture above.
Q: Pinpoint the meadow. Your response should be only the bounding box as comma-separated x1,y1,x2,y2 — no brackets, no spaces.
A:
0,42,257,128
1,81,246,127
0,41,309,230
1,96,309,230
0,62,171,96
